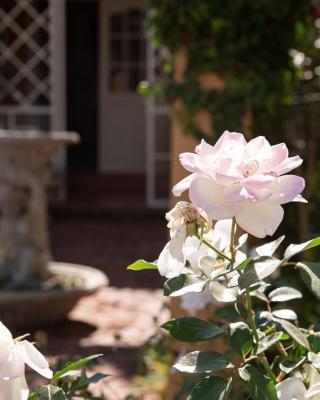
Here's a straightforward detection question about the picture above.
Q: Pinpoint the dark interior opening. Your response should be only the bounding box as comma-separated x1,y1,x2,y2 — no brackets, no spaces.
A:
66,0,98,171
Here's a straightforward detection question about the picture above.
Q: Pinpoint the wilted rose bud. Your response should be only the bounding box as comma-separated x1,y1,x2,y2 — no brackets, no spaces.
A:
166,201,212,234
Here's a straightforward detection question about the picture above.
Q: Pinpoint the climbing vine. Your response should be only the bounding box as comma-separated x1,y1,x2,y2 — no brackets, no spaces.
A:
143,0,314,140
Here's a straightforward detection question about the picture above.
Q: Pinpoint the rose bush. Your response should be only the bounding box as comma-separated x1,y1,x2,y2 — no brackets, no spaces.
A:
129,130,320,399
0,321,106,400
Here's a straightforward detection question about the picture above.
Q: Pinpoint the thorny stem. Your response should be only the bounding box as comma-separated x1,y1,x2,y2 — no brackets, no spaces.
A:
245,288,276,381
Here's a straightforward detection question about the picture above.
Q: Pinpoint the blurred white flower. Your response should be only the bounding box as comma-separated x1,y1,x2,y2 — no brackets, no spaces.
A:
276,376,320,400
0,321,52,400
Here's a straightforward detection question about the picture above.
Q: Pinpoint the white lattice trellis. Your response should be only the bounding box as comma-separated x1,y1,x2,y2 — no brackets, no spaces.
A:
0,0,66,199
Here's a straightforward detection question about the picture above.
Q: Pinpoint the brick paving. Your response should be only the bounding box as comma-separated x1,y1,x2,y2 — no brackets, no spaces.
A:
44,211,170,399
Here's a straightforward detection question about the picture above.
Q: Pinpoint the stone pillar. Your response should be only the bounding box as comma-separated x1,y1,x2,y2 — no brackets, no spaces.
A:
0,130,79,284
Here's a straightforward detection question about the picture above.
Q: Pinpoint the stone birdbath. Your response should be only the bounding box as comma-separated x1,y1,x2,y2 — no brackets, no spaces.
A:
0,130,108,328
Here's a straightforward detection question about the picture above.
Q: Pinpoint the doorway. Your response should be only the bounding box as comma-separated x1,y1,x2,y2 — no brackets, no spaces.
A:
98,0,146,174
66,0,98,171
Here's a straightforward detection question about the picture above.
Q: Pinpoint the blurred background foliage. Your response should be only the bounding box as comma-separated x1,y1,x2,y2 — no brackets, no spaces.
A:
142,0,320,244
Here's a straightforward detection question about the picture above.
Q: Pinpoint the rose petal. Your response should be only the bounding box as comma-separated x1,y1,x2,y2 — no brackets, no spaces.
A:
273,155,303,175
276,377,307,400
258,143,288,173
306,383,320,398
266,175,305,205
172,173,197,197
157,225,186,278
15,341,52,379
235,202,284,238
190,177,237,220
247,136,271,159
0,347,24,379
0,376,29,400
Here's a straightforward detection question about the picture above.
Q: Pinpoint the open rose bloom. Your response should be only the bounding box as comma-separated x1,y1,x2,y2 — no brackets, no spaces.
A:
173,131,306,238
0,321,52,400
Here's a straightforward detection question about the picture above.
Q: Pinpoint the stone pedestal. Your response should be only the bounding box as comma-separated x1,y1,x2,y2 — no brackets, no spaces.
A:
0,130,79,284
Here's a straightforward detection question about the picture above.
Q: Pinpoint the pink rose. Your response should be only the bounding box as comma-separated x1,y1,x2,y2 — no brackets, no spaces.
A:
173,131,306,238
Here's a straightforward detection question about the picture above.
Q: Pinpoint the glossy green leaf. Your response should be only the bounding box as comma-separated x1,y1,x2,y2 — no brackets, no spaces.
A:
297,262,320,299
268,287,302,302
173,351,233,374
241,364,278,400
230,322,253,356
162,317,225,342
279,357,306,373
29,385,67,400
164,274,206,297
274,318,310,350
256,236,285,257
187,376,232,400
255,332,283,355
284,237,320,260
127,259,157,270
51,354,102,384
239,257,282,289
272,309,297,320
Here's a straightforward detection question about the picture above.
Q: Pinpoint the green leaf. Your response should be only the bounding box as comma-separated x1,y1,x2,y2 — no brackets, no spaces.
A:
230,322,254,357
241,364,278,400
29,385,67,400
268,287,302,302
236,257,254,272
127,259,157,271
279,357,306,373
255,332,283,355
239,257,282,289
187,376,232,400
284,237,320,260
162,317,225,342
51,354,102,384
272,309,297,320
256,236,285,257
173,351,233,374
297,262,320,299
274,319,310,350
164,274,206,297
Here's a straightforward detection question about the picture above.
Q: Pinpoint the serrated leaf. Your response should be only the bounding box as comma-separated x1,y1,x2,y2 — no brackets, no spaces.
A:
255,332,283,355
274,319,310,350
284,237,320,260
187,376,232,400
127,259,157,270
164,274,206,297
279,357,306,373
297,262,320,299
239,257,282,289
268,287,302,302
230,322,254,356
173,351,233,374
162,317,225,342
272,309,297,320
256,236,285,257
29,385,67,400
51,354,102,384
242,364,278,400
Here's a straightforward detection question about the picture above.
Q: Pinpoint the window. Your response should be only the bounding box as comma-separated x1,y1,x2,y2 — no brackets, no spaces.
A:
108,8,145,93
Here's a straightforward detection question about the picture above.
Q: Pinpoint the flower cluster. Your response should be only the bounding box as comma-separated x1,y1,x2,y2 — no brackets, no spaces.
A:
0,321,52,399
129,131,320,400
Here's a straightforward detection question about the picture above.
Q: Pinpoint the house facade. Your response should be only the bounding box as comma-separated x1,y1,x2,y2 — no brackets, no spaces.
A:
0,0,170,207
